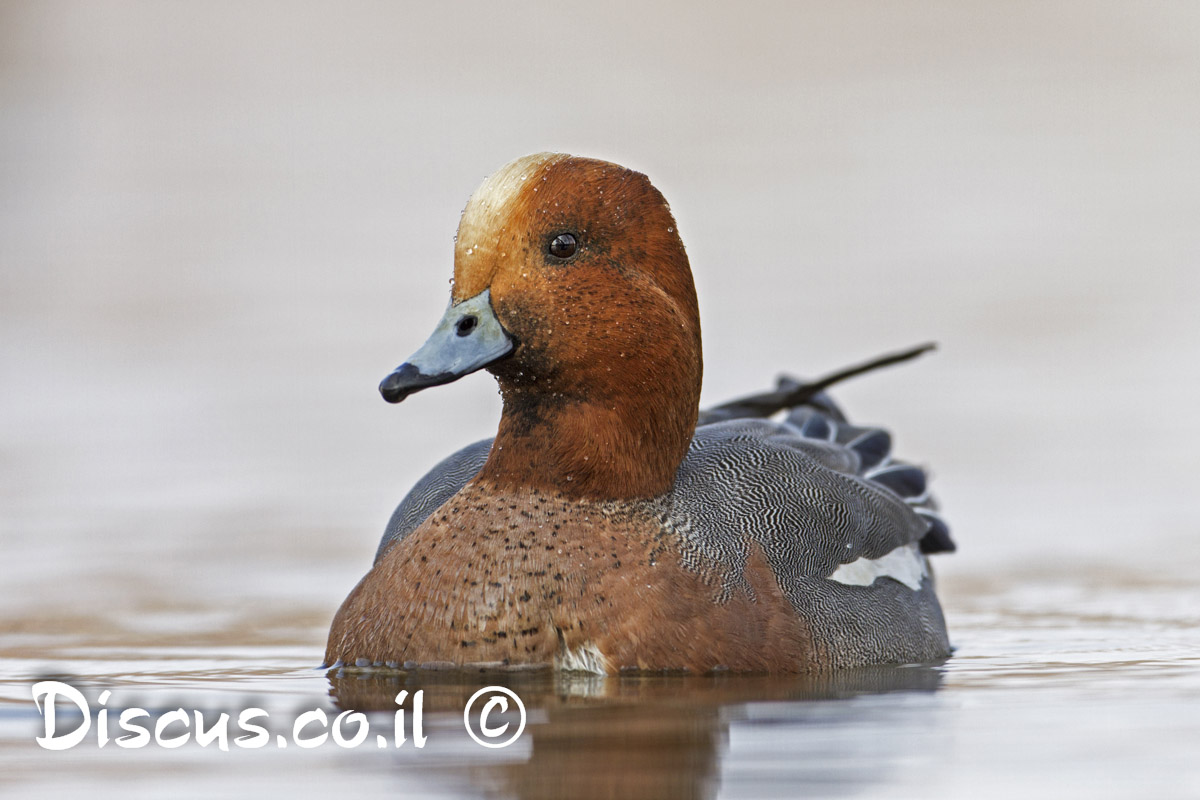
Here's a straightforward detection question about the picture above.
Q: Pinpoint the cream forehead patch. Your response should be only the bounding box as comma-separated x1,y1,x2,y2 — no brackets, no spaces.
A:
457,152,566,250
453,152,570,299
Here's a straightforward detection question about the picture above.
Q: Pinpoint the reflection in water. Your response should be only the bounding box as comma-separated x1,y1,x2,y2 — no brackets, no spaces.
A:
328,665,944,800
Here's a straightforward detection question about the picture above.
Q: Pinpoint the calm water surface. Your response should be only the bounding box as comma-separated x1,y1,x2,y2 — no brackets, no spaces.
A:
3,561,1197,798
3,2,1199,797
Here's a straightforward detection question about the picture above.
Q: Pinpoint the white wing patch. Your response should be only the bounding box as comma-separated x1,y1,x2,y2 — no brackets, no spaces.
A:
828,543,928,591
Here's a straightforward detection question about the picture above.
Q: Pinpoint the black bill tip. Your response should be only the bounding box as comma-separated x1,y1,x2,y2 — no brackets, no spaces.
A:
379,363,458,404
379,363,421,403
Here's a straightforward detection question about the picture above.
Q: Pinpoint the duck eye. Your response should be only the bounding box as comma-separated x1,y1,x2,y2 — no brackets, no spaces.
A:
548,233,578,259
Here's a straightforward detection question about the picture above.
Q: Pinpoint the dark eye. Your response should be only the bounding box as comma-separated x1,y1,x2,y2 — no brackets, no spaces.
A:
548,233,578,259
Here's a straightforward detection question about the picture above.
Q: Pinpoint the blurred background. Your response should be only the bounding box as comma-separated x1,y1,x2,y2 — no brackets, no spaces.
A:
2,1,1198,797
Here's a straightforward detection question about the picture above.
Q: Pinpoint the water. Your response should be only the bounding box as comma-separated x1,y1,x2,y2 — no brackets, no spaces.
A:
3,1,1199,797
4,575,1198,797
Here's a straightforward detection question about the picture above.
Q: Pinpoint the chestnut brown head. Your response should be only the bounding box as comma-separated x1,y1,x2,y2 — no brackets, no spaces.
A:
379,154,703,498
383,153,701,412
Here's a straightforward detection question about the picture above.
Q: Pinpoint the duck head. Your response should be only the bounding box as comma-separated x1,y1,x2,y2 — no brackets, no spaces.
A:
380,153,702,500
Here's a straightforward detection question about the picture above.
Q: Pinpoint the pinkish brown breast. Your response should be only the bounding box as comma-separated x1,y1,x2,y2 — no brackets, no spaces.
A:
325,481,823,673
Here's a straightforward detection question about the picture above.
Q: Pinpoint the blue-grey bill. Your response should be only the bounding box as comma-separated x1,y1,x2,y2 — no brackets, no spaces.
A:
379,289,514,403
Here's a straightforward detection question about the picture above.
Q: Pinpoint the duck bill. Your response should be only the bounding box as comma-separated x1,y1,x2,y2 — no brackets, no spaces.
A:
379,289,514,403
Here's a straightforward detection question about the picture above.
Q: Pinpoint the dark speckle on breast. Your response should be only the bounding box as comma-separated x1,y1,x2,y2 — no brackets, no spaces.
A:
325,481,828,672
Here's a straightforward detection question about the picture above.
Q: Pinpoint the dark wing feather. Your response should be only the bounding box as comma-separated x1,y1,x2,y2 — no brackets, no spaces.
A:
668,419,931,585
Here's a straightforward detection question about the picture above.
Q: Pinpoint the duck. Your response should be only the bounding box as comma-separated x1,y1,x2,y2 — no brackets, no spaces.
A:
325,153,954,674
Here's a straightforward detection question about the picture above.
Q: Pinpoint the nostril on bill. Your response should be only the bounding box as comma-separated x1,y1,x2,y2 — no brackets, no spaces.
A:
455,315,478,337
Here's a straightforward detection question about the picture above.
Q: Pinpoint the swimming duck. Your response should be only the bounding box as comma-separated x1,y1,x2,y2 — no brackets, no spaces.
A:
325,153,954,673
